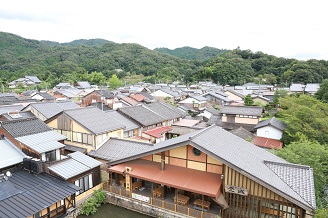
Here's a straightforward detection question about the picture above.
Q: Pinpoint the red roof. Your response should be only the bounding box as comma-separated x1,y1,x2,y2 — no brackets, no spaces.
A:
143,126,173,138
252,136,283,150
109,159,221,198
122,97,139,106
130,94,145,102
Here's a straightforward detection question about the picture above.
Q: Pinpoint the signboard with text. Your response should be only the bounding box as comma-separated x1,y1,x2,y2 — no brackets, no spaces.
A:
132,193,150,203
225,185,248,196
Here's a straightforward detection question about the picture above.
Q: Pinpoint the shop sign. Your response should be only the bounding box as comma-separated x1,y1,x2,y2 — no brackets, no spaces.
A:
132,193,150,203
225,185,248,196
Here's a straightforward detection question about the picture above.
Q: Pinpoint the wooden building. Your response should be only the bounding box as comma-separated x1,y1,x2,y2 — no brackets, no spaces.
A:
105,125,316,218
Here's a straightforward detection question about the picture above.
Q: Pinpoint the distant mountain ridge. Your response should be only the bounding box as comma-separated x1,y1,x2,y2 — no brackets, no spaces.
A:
154,46,228,60
41,38,113,47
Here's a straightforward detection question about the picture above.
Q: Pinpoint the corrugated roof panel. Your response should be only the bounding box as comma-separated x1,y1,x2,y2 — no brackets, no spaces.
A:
48,159,90,180
0,138,26,169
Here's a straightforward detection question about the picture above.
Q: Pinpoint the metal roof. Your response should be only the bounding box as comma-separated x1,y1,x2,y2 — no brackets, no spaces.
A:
48,152,101,180
88,138,153,161
29,101,79,120
68,151,101,168
254,117,287,131
1,117,52,138
16,131,66,153
0,138,26,169
107,125,316,212
64,107,125,135
0,168,80,218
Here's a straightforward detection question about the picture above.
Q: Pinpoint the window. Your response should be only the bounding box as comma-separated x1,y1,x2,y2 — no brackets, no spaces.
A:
75,174,94,195
45,150,56,162
192,147,202,156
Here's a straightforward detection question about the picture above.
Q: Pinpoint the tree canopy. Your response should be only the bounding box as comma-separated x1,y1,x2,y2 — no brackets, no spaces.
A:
316,79,328,103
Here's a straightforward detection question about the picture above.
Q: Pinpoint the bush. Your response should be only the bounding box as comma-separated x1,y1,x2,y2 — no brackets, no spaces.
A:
80,189,107,216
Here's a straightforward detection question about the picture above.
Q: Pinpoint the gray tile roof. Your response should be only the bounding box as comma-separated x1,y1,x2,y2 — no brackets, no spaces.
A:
34,92,55,100
224,89,245,98
105,111,139,131
95,90,114,98
1,117,52,138
207,115,222,126
16,131,66,153
48,151,101,179
160,88,181,98
29,101,79,120
146,102,186,120
0,168,80,217
64,107,125,135
0,111,35,121
64,144,87,153
25,75,41,83
108,125,315,211
88,138,153,161
191,95,207,102
220,105,262,116
254,117,287,131
76,81,91,89
0,105,25,114
229,126,255,141
264,161,316,209
118,105,166,127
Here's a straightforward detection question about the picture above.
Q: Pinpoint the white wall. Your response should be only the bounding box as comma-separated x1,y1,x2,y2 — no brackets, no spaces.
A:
151,90,172,97
256,126,283,140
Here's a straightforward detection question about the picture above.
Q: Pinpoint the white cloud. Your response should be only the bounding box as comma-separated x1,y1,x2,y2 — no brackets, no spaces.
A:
1,0,328,60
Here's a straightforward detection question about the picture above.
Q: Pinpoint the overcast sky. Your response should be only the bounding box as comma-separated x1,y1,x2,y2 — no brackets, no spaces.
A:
1,0,327,60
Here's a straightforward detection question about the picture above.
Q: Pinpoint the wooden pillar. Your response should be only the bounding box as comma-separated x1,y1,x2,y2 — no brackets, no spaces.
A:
202,194,204,212
161,152,165,171
151,183,153,197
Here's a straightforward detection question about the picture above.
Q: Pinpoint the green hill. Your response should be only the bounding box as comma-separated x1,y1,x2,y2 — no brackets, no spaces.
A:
1,31,328,88
154,46,227,60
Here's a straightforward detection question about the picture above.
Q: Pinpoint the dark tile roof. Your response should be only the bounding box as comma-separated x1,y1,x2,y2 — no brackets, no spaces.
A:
90,102,112,111
191,95,207,102
229,126,254,141
0,111,35,121
88,138,153,161
146,102,186,120
64,107,125,135
95,90,114,99
220,105,262,116
106,125,316,211
118,105,166,127
222,122,256,132
35,92,55,100
254,117,287,131
1,117,51,138
0,168,80,217
29,101,80,120
65,144,87,153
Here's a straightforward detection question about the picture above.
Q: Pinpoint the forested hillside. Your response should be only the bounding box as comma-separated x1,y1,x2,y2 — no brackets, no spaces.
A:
1,31,328,88
154,46,228,61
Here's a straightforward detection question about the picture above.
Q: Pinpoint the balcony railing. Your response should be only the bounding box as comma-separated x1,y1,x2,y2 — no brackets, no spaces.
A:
102,182,219,218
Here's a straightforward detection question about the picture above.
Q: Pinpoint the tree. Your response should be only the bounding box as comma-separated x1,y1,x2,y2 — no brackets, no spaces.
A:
316,79,328,103
276,138,328,208
88,71,106,85
277,95,328,144
108,74,121,90
244,94,254,106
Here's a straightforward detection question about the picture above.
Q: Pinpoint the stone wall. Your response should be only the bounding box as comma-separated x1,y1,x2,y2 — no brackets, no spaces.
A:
107,192,188,218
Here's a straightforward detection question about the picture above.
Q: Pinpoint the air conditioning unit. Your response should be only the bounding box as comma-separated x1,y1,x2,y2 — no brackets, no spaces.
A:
125,167,132,174
23,157,32,171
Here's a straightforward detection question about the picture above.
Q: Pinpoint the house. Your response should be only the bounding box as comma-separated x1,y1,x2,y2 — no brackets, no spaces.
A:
75,81,92,89
31,91,55,102
178,95,207,112
0,93,37,106
254,117,287,140
48,151,102,194
23,101,80,122
229,126,255,141
251,95,271,105
220,105,262,125
46,107,125,152
8,75,42,88
304,83,320,95
105,110,140,138
145,102,186,126
224,89,244,102
81,90,115,107
54,82,74,89
251,136,283,150
202,91,232,106
151,88,181,103
142,126,173,143
0,117,66,162
105,125,316,217
289,83,305,93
